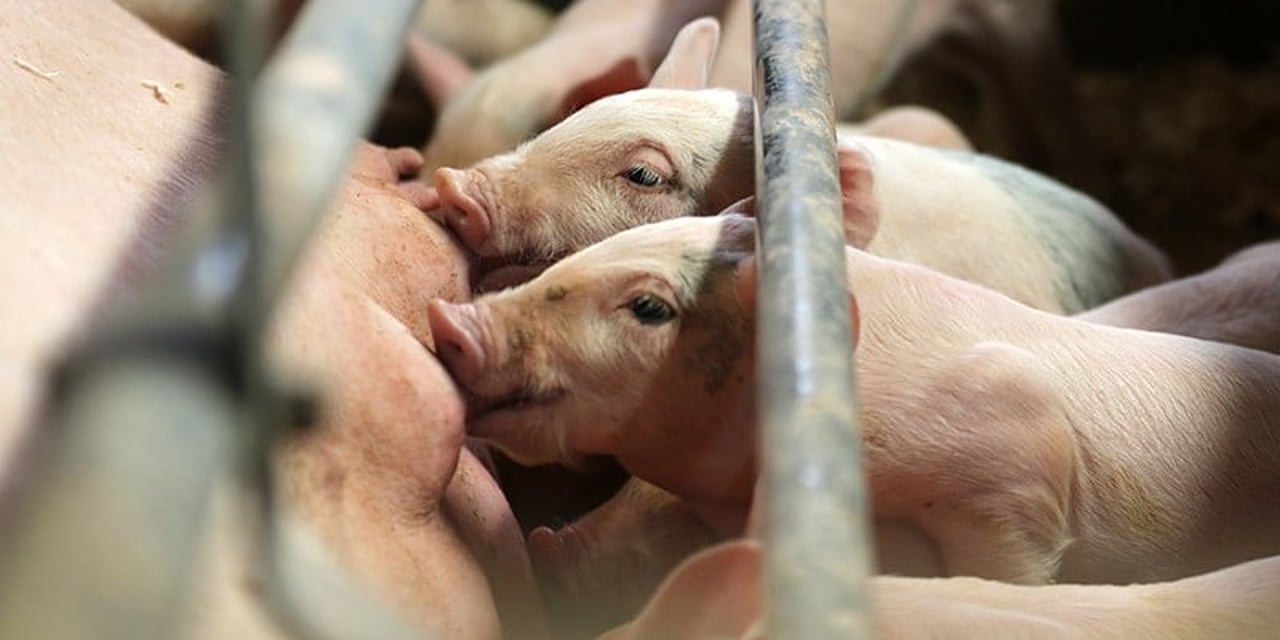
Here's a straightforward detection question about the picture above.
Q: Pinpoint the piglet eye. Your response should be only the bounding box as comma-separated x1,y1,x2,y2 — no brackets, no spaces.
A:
624,165,664,188
628,294,676,325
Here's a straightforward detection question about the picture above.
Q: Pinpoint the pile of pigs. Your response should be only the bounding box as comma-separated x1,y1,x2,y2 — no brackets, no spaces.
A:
402,2,1280,638
45,0,1280,638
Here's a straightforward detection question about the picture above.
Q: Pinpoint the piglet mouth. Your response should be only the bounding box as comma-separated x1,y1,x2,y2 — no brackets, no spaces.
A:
465,386,567,425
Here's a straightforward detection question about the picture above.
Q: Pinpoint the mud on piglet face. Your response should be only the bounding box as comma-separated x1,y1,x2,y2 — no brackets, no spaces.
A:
427,215,758,467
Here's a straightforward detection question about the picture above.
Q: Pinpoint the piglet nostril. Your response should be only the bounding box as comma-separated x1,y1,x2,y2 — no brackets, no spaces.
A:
426,299,486,387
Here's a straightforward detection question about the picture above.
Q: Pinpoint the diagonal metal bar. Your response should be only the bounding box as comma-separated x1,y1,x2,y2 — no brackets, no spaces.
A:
752,0,875,637
0,1,430,638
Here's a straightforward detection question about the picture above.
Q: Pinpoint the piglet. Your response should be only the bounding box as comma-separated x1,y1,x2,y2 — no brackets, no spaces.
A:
605,540,1280,640
1078,241,1280,354
427,213,1280,586
427,18,1168,313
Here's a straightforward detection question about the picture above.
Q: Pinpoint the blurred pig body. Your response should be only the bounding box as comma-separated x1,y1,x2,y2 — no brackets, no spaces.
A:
428,214,1280,586
607,540,1280,640
412,0,728,172
414,0,557,67
415,2,1083,179
1077,241,1280,355
431,86,1167,313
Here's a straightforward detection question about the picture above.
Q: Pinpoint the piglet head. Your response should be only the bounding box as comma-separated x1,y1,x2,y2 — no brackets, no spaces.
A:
427,214,760,469
424,17,755,281
426,89,754,273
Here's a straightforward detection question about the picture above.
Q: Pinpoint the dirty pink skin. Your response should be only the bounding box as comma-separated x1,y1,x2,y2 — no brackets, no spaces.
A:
1,3,545,638
1077,241,1280,355
427,17,1167,313
428,213,1280,587
604,539,1280,640
411,0,729,173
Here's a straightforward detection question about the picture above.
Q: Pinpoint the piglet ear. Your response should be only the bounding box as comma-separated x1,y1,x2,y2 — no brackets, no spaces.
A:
718,196,756,218
406,34,475,109
600,540,764,640
649,17,721,90
837,143,881,249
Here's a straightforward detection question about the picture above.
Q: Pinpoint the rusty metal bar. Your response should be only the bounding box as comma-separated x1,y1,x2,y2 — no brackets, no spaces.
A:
752,0,874,637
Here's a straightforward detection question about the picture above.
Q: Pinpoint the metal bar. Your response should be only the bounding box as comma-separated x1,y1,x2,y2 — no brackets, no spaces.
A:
235,1,431,638
0,357,234,640
0,1,429,637
752,0,874,637
251,0,422,305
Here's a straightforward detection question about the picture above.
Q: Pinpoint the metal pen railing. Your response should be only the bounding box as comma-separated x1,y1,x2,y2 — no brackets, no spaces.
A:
753,0,874,637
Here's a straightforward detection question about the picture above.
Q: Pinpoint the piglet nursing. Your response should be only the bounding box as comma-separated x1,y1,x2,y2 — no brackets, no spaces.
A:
428,213,1280,587
426,18,1168,313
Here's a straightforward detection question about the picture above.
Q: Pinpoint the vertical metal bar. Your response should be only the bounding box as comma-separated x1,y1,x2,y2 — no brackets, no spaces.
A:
752,0,874,637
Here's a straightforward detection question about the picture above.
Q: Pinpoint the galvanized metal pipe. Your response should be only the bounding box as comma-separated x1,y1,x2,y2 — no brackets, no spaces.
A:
752,0,875,637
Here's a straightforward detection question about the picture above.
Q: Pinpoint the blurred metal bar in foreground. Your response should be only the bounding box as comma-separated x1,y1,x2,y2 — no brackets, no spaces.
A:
251,0,422,304
0,357,233,640
0,0,429,638
237,0,429,638
752,0,875,637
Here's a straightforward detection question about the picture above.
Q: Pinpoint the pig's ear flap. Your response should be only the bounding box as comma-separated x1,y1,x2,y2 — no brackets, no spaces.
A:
718,196,756,218
837,143,881,249
604,541,764,640
649,17,721,90
734,253,861,349
406,34,475,109
553,55,649,123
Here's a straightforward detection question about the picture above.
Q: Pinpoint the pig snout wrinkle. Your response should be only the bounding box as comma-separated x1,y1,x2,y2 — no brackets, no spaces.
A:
434,167,493,253
426,300,487,388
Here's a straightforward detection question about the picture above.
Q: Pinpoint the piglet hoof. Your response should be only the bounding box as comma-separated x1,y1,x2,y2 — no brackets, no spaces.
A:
528,524,586,597
530,524,628,637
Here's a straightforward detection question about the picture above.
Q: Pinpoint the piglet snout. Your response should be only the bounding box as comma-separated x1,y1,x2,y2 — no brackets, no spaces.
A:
426,299,487,388
433,167,493,254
